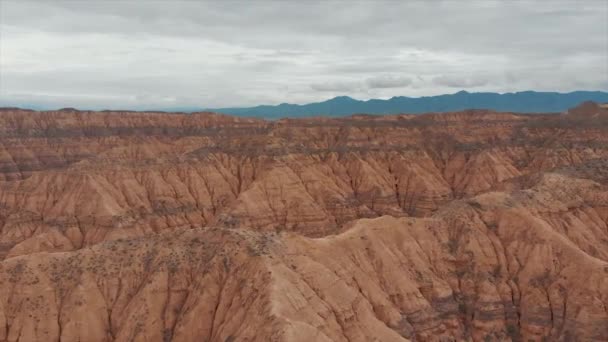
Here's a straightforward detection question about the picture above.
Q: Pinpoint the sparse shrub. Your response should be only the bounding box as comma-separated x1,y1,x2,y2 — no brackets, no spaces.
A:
506,324,521,342
491,265,502,279
458,302,468,314
448,237,459,255
163,329,172,342
468,200,482,209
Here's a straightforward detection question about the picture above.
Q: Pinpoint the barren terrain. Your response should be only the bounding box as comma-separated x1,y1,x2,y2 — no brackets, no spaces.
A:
0,102,607,341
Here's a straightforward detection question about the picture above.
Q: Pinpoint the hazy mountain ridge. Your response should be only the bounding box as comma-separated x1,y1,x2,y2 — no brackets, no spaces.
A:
208,90,608,118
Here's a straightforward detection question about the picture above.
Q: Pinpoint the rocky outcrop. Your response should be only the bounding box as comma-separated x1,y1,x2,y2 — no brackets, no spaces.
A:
0,105,607,341
1,107,607,252
0,169,607,341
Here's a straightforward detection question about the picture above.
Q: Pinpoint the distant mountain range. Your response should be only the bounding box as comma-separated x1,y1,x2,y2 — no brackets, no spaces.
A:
207,91,608,119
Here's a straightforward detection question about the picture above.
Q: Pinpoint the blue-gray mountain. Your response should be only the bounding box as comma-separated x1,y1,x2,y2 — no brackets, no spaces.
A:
208,91,608,119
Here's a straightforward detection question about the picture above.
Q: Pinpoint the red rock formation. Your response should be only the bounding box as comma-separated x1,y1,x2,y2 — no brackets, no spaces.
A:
0,104,607,341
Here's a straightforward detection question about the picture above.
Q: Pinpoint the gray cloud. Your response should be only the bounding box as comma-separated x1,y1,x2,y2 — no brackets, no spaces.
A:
432,75,489,88
366,75,413,89
311,81,362,92
0,0,606,109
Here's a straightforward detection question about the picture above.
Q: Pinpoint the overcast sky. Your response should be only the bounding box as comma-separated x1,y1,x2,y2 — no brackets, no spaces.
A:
0,0,606,109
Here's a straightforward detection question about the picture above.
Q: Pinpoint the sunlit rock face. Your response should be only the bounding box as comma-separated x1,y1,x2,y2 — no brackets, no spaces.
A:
0,103,607,341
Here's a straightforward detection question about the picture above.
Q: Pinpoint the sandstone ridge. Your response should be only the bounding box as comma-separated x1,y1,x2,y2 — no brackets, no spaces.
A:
0,105,607,341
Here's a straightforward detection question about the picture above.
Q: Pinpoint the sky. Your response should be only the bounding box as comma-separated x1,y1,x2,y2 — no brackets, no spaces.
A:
0,0,607,110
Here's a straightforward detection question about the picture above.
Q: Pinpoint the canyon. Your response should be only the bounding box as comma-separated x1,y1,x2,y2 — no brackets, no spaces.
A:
0,102,607,341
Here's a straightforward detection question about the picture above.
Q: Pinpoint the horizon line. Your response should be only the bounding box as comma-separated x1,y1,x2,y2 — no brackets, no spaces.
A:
1,89,607,113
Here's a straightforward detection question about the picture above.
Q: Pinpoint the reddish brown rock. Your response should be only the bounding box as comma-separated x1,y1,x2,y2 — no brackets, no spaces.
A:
0,105,607,341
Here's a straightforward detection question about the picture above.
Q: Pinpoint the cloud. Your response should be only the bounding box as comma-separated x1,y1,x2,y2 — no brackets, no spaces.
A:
310,81,362,92
311,75,413,92
0,0,606,109
366,75,413,89
432,75,490,88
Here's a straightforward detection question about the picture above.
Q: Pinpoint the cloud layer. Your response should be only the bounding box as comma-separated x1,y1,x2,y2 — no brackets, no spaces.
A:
0,0,606,109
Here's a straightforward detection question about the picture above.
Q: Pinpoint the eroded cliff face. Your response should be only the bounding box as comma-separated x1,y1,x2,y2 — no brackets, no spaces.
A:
0,103,607,341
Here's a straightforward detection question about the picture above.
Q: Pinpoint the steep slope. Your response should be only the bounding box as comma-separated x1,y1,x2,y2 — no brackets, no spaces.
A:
0,168,606,341
0,105,607,341
1,106,608,257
